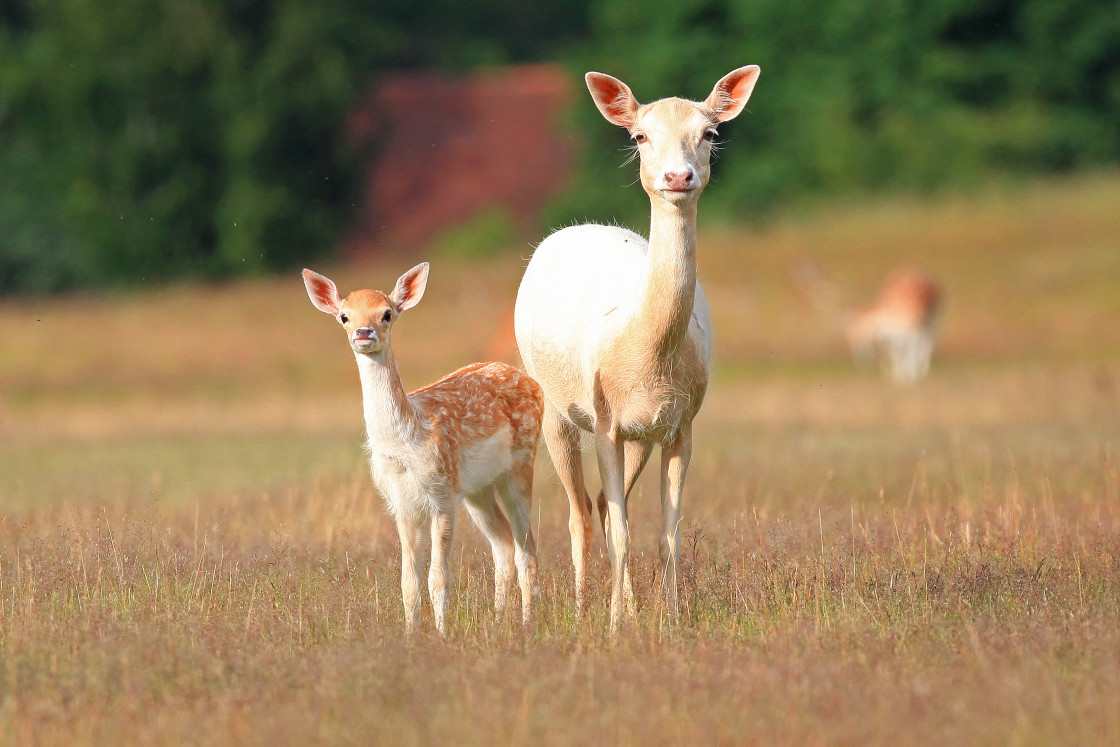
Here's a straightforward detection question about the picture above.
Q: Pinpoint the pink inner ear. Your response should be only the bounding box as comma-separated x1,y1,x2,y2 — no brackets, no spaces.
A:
588,75,635,127
394,263,429,311
306,276,340,314
729,73,755,101
600,89,628,119
710,67,759,122
398,276,420,307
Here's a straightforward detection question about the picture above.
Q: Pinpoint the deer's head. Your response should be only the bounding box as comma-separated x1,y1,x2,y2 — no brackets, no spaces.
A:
586,66,760,206
302,263,429,356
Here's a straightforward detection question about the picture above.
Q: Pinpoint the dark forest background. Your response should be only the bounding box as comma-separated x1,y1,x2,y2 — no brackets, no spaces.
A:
1,0,1118,293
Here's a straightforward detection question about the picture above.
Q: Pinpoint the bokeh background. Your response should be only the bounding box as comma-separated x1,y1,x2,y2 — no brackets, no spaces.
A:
1,0,1118,293
1,4,1120,743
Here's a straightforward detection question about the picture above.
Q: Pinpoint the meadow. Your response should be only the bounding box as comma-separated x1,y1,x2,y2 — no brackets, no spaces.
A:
1,175,1119,745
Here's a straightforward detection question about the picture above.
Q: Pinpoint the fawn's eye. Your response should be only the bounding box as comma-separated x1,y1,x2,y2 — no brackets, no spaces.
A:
702,129,717,142
632,131,647,144
339,313,348,324
382,309,393,323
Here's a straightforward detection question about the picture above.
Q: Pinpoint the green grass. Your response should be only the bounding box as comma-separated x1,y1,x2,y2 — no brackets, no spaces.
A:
1,173,1119,744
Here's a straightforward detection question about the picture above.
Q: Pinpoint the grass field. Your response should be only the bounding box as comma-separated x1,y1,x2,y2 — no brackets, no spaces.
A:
1,174,1119,744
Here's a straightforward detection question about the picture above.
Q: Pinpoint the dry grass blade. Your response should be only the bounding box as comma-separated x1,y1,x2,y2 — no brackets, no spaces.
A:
0,174,1119,744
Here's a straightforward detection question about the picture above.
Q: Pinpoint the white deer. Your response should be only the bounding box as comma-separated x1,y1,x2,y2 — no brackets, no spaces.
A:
303,264,543,635
513,66,760,632
846,268,942,384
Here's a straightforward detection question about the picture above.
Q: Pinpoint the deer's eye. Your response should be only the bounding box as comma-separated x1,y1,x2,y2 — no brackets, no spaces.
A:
339,313,348,324
632,132,647,144
702,129,717,142
382,309,393,323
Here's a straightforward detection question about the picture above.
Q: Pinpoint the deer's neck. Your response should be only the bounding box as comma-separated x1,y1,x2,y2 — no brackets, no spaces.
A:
626,198,698,360
355,349,424,449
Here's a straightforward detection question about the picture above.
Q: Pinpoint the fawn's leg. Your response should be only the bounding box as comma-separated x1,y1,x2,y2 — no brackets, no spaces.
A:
395,515,427,635
497,463,539,625
428,507,457,636
464,490,515,619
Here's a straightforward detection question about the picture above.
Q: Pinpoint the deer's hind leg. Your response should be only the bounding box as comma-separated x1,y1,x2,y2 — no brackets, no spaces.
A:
542,407,594,613
497,459,539,625
464,489,516,620
913,329,934,380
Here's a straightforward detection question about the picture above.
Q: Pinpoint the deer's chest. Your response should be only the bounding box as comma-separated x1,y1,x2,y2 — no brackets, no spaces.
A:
610,376,690,441
366,442,450,518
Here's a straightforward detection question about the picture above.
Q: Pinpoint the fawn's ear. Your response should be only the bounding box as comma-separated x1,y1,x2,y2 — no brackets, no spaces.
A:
705,65,760,123
391,262,429,313
302,269,342,315
586,72,640,129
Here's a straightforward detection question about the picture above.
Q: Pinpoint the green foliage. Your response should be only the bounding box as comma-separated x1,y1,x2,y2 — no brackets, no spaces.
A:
2,0,1118,292
431,206,516,260
0,0,385,292
0,0,593,294
552,0,1120,228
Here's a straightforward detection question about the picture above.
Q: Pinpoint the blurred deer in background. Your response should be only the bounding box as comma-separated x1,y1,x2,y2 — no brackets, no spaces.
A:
514,66,761,633
847,268,942,383
303,264,542,636
796,260,942,384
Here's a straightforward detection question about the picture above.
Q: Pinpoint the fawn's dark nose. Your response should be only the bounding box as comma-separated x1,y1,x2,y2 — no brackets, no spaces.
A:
663,170,693,191
353,327,377,341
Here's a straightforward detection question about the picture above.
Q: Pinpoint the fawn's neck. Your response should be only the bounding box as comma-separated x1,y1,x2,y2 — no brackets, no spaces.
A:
626,198,699,360
354,348,424,449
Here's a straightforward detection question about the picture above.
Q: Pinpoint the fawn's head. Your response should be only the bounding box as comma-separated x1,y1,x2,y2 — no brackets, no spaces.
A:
586,66,760,206
302,263,429,355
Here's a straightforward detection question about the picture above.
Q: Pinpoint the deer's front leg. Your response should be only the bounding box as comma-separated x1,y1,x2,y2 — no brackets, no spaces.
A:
595,426,629,636
395,515,427,635
660,426,692,627
597,439,653,618
428,507,457,636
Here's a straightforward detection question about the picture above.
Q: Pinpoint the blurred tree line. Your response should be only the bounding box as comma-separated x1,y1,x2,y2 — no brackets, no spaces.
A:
555,0,1120,227
1,0,1117,294
0,0,590,293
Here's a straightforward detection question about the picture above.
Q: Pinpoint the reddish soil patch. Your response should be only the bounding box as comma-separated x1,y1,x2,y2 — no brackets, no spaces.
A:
344,64,574,255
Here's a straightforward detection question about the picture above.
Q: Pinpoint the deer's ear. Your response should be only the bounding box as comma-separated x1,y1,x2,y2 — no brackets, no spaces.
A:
391,262,429,312
302,269,342,315
705,65,760,123
586,72,639,129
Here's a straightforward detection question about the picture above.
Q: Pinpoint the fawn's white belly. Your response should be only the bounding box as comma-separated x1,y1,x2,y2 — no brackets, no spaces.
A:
458,426,514,496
